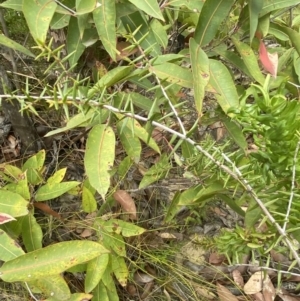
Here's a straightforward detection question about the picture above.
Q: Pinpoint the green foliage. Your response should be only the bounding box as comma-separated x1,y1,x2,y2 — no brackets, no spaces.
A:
2,0,300,299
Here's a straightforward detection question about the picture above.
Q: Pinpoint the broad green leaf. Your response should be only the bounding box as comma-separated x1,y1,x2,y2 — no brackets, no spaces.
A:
4,174,30,200
45,293,93,301
103,233,126,256
45,109,95,136
76,0,96,15
273,23,300,57
221,117,247,150
194,0,235,46
245,204,262,228
269,23,289,41
21,213,43,252
208,59,239,113
82,186,97,213
0,34,35,58
217,194,245,217
50,13,71,30
139,155,169,189
84,125,115,199
88,66,133,97
128,92,160,113
93,1,117,61
47,168,67,185
35,181,80,201
0,190,28,217
67,16,86,66
117,118,141,163
77,14,89,39
23,0,57,44
29,274,71,300
121,11,161,57
0,229,24,261
151,63,193,88
151,19,168,49
214,49,252,78
101,269,119,301
0,164,23,181
92,281,109,301
232,36,265,85
151,53,185,65
248,0,263,43
111,254,128,287
177,185,203,206
128,0,164,20
278,48,293,73
189,38,209,116
260,0,300,16
85,253,109,293
0,0,22,10
0,241,109,282
164,191,181,223
257,13,270,38
22,149,45,185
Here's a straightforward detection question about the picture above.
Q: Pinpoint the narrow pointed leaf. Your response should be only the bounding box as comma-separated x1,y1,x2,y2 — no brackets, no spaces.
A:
67,16,86,66
0,229,24,261
21,213,43,252
121,11,161,57
111,254,128,287
35,181,80,201
232,36,265,85
82,186,97,213
0,241,109,282
208,60,239,113
151,63,193,88
23,0,57,44
76,0,96,15
84,125,115,199
0,34,35,57
93,1,116,61
260,0,300,16
47,168,66,185
85,253,109,293
92,281,109,301
194,0,235,46
248,0,263,42
0,0,22,11
0,190,28,217
128,0,164,20
151,19,168,49
189,38,209,116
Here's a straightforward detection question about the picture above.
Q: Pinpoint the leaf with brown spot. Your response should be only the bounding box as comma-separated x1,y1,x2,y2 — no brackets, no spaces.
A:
113,190,137,220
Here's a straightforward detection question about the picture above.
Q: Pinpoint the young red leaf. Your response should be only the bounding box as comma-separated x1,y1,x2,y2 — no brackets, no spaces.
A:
259,40,278,78
0,213,16,224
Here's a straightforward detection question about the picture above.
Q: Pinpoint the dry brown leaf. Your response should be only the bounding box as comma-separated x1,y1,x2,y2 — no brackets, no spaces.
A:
262,275,275,301
278,288,300,301
232,269,244,288
270,250,289,263
216,282,239,301
134,271,154,284
113,190,137,220
209,252,226,265
34,202,62,220
158,232,177,239
116,41,138,61
244,271,269,295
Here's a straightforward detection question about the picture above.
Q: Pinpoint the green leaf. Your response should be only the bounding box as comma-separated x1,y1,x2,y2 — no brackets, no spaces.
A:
151,19,168,49
164,191,182,223
82,186,98,213
273,23,300,57
248,0,263,43
127,0,164,20
47,168,67,185
0,34,35,57
93,1,117,61
232,36,265,85
0,0,22,11
4,173,30,200
0,229,24,261
29,274,71,300
194,0,235,46
102,269,119,301
189,38,209,116
76,0,96,15
23,0,57,44
85,253,109,293
35,181,80,201
0,190,28,217
67,16,86,66
117,118,142,163
111,254,128,287
50,13,71,30
84,125,115,199
88,66,133,97
128,92,160,113
0,241,109,282
100,232,126,256
221,117,247,150
92,281,109,301
22,149,45,185
260,0,300,16
208,59,239,113
217,194,245,217
121,11,161,57
151,62,193,88
21,212,43,252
